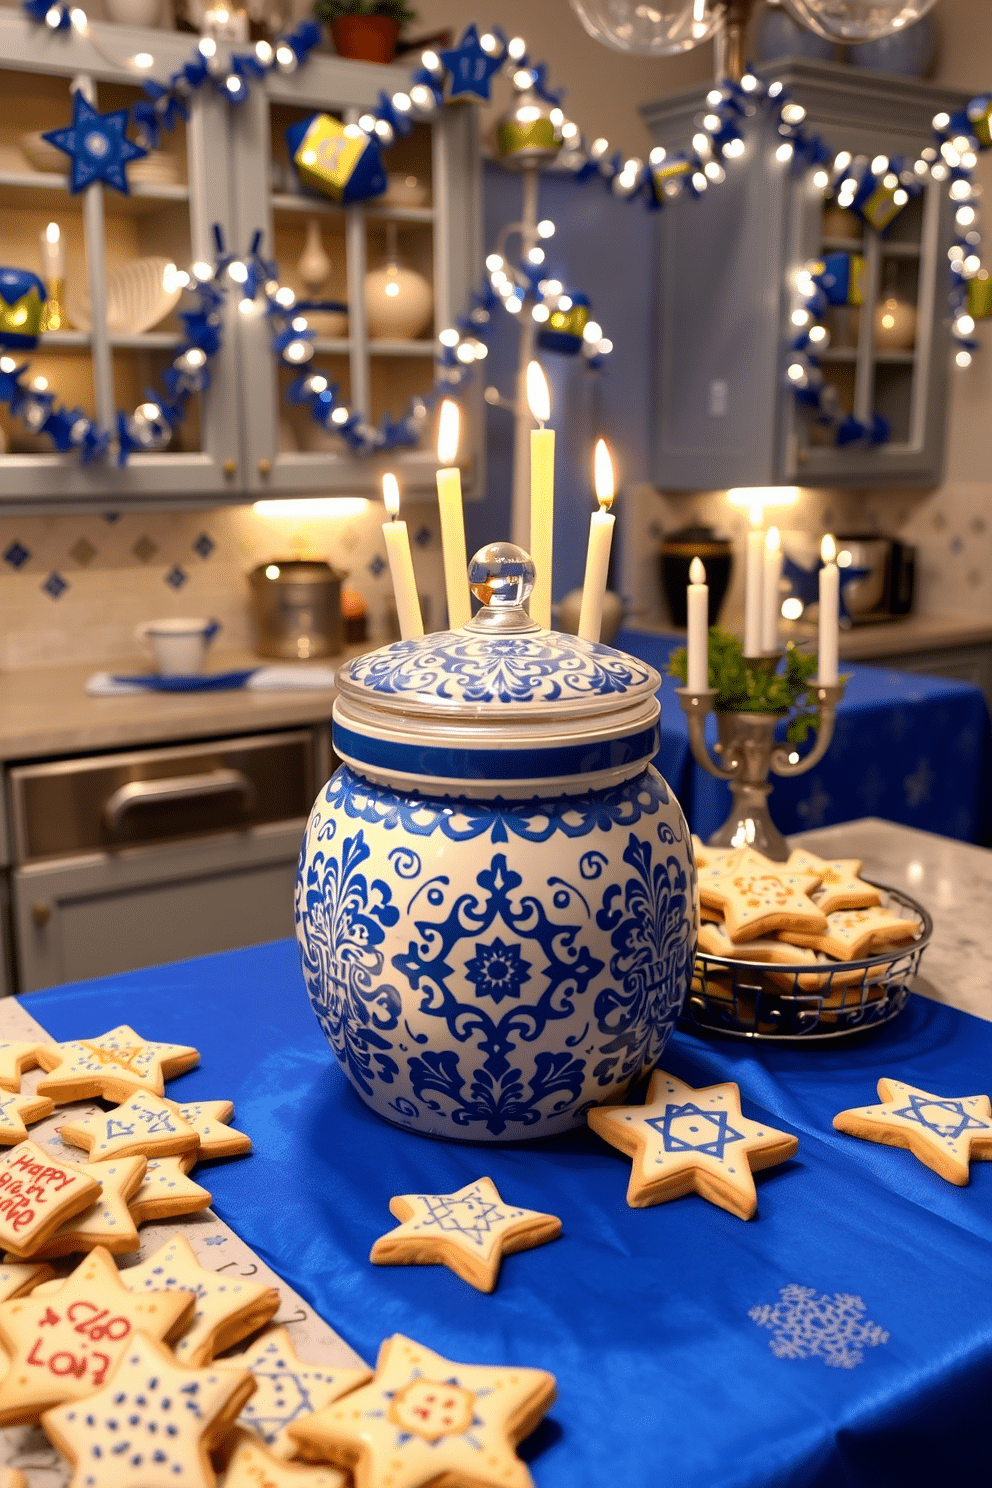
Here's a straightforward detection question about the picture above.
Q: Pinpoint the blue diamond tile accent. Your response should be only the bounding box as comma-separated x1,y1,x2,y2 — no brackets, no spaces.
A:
193,532,215,559
414,525,432,548
164,565,187,589
42,571,68,600
4,541,30,570
368,554,387,578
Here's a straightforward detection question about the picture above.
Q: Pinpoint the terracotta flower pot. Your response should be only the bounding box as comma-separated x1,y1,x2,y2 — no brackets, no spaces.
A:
330,15,400,62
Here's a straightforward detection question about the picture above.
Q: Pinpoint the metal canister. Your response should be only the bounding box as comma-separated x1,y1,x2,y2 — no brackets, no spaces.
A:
248,560,345,660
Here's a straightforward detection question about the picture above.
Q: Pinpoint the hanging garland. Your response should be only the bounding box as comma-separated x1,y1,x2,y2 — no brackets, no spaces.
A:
15,4,992,462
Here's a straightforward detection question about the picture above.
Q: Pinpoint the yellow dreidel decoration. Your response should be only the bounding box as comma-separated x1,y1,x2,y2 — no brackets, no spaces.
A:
0,268,46,350
285,114,386,204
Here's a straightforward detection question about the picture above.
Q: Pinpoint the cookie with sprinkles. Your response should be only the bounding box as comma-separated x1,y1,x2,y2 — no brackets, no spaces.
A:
230,1327,371,1459
699,868,827,944
161,1099,251,1159
0,1261,56,1302
834,1078,992,1185
41,1330,254,1488
35,1024,199,1105
0,1042,48,1094
58,1090,200,1163
0,1090,55,1146
778,905,918,960
224,1432,348,1488
127,1156,212,1225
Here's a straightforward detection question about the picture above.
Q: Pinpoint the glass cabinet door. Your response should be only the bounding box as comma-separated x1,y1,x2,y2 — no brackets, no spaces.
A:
0,13,241,504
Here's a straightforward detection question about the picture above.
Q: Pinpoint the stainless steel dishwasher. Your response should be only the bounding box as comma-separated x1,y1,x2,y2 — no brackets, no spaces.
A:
6,729,318,992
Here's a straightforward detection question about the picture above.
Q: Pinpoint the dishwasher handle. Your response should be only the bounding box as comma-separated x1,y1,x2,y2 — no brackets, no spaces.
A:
103,768,256,833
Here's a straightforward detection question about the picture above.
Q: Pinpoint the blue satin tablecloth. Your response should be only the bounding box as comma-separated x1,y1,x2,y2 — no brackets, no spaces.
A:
20,941,992,1488
614,628,992,846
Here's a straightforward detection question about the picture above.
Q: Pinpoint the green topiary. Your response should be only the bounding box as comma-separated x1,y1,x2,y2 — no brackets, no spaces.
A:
312,0,417,26
667,628,830,744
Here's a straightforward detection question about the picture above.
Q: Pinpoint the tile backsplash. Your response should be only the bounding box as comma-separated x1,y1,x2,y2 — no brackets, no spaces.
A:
0,501,445,671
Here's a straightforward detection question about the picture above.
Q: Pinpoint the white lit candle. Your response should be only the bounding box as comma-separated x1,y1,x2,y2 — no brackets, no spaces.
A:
381,472,424,641
761,525,782,654
818,533,839,684
434,399,471,630
527,360,554,629
744,506,765,658
687,555,709,692
40,221,64,281
577,439,616,643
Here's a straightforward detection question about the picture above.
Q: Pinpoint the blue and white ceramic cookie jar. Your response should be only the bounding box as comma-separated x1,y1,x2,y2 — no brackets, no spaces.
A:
296,544,697,1141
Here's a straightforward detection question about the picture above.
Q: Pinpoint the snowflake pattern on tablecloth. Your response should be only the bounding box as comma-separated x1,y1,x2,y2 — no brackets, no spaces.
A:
749,1284,888,1368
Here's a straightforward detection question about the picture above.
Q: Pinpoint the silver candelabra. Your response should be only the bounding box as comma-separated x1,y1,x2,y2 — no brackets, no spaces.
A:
675,664,846,861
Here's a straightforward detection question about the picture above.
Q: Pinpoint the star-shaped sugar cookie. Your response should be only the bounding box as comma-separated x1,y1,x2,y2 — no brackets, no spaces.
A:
0,1244,193,1424
0,1043,48,1094
289,1333,556,1488
697,921,818,966
231,1327,371,1458
58,1089,200,1162
24,1156,145,1260
225,1432,348,1488
0,1261,55,1302
162,1098,251,1159
41,1331,254,1488
35,1024,199,1104
834,1078,992,1185
778,905,918,960
588,1070,799,1219
0,1090,54,1146
0,1141,103,1258
128,1155,212,1224
697,865,827,944
787,848,861,878
370,1177,562,1293
809,863,881,915
119,1233,280,1365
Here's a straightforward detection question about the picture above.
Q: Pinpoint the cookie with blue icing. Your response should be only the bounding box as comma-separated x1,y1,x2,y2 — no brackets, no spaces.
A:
58,1091,200,1163
834,1078,992,1185
35,1025,199,1105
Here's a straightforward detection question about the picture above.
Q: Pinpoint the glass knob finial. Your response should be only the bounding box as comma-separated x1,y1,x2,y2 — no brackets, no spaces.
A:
468,542,536,609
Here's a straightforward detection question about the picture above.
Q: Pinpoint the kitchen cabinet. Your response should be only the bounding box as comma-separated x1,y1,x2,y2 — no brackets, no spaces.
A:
0,10,482,507
642,59,965,489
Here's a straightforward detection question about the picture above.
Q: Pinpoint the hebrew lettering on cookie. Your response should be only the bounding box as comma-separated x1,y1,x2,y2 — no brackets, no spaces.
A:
224,1431,349,1488
35,1024,199,1105
58,1090,200,1163
23,1156,146,1261
230,1326,371,1459
41,1329,254,1488
833,1078,992,1185
119,1234,279,1365
0,1091,55,1147
587,1070,799,1220
0,1244,193,1425
370,1177,562,1294
698,869,827,944
778,905,918,960
289,1333,556,1488
127,1155,212,1225
0,1043,49,1095
161,1099,251,1159
0,1141,103,1258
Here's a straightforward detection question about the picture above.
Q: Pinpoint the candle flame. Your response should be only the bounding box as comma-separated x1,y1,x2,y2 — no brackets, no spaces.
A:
437,399,460,465
382,471,400,518
689,556,706,585
45,222,60,244
749,505,763,530
594,438,615,508
821,532,836,564
526,360,550,425
765,525,780,553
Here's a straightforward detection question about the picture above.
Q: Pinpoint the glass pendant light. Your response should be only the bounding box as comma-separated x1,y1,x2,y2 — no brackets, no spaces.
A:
568,0,723,55
781,0,937,42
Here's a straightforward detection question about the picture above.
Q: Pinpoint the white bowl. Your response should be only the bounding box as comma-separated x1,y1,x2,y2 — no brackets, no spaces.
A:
19,131,67,174
66,256,183,336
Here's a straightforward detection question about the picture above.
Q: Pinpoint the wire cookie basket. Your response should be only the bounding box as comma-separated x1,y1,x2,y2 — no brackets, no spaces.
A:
680,881,933,1041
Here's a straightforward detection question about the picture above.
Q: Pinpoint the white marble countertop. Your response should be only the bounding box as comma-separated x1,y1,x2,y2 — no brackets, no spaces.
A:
790,817,992,1022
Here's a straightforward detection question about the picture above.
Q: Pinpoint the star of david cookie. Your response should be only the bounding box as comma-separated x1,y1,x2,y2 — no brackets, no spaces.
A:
370,1177,562,1294
22,1156,146,1261
230,1327,371,1459
778,905,918,960
0,1141,103,1259
289,1333,556,1488
162,1098,251,1159
0,1261,55,1303
587,1070,799,1219
119,1234,280,1365
0,1244,193,1425
833,1078,992,1185
697,867,827,944
127,1155,212,1225
0,1090,55,1146
224,1432,348,1488
58,1090,200,1162
41,1330,255,1488
0,1042,48,1094
35,1024,199,1105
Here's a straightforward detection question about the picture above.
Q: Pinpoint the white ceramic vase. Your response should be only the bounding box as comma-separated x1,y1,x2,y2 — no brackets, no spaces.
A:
105,0,164,25
364,262,433,341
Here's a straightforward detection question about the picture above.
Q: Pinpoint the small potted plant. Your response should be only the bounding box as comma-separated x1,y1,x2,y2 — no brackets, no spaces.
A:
312,0,417,63
669,629,822,742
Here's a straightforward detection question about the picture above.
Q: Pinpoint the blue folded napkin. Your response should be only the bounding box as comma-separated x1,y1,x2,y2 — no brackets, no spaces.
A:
86,664,338,696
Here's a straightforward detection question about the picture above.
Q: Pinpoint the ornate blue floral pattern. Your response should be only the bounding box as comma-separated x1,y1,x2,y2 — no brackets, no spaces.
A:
464,937,532,1003
342,630,656,707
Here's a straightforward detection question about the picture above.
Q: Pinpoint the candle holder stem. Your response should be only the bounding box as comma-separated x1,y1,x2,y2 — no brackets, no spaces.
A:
675,680,846,860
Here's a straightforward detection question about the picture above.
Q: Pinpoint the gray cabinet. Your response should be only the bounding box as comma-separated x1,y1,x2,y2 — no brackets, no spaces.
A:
0,13,482,507
642,60,965,489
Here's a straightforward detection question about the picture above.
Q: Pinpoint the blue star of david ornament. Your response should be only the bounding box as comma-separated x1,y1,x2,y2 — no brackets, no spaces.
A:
42,91,147,195
440,24,504,103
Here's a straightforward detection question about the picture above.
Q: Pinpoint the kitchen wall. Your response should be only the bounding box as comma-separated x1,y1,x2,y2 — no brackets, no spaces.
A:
0,501,445,669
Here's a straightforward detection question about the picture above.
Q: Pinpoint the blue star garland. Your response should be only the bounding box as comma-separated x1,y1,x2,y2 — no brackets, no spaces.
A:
42,90,147,195
439,23,504,103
